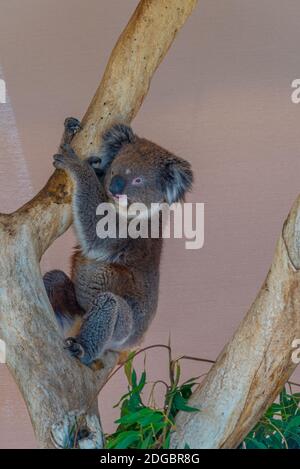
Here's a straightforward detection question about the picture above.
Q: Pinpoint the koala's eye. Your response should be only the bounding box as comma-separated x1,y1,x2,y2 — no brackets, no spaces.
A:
132,177,143,186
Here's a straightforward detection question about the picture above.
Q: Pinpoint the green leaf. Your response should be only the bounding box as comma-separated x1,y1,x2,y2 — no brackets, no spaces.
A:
115,432,141,449
174,363,181,386
138,411,164,427
244,438,267,449
141,432,154,449
280,387,291,420
131,369,137,388
107,431,141,449
265,403,283,417
116,407,153,425
180,383,196,400
124,352,135,385
173,393,199,413
138,371,146,391
285,416,300,433
162,432,171,449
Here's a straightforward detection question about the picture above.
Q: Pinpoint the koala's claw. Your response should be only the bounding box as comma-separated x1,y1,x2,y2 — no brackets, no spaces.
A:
64,337,85,359
53,147,81,171
53,153,70,170
64,117,81,136
53,153,65,170
60,143,76,157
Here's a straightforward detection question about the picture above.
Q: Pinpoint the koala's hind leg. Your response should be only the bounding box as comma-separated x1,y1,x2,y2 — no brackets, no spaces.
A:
64,292,133,366
43,270,84,333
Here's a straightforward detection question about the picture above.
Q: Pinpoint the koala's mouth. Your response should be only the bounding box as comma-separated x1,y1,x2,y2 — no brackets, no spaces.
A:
109,193,127,202
108,193,131,208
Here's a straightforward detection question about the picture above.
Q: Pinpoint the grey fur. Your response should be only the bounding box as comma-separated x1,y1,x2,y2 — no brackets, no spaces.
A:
98,123,135,172
163,159,193,205
43,118,192,366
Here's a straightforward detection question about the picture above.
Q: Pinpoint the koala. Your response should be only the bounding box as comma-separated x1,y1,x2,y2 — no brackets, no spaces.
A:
43,118,193,366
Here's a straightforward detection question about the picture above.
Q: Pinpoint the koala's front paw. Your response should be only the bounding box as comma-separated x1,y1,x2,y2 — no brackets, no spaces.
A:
64,117,81,137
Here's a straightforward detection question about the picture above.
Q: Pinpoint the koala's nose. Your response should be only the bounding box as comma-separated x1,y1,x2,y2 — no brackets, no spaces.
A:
109,175,126,195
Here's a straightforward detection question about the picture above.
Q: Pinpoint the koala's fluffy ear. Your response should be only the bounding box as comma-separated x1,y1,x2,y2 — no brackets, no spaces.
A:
99,124,135,170
163,156,193,204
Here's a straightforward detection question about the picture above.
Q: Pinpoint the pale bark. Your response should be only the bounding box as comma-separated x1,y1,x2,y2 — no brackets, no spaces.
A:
3,0,297,451
0,0,197,448
171,195,300,449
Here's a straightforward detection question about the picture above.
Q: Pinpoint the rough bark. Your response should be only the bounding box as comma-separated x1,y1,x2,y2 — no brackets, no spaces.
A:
0,0,197,448
171,195,300,449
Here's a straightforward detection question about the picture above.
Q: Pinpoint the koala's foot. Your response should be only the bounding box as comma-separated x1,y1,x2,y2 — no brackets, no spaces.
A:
64,336,104,369
65,293,133,367
64,337,94,366
64,117,81,139
64,337,85,359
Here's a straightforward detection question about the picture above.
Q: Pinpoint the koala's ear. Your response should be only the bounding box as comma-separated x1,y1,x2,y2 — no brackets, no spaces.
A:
99,124,135,170
162,156,193,204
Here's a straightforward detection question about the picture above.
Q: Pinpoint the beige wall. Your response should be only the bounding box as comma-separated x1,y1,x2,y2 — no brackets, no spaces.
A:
1,0,300,448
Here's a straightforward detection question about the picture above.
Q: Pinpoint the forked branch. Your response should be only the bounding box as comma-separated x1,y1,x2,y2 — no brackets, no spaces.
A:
0,0,197,448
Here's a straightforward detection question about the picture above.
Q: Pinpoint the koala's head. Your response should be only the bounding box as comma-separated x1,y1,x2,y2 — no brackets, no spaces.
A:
94,124,193,211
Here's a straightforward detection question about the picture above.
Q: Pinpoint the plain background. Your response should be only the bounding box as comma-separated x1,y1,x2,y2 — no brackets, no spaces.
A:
1,0,300,448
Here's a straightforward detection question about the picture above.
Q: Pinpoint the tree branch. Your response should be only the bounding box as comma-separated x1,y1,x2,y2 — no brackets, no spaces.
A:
0,0,197,448
171,194,300,448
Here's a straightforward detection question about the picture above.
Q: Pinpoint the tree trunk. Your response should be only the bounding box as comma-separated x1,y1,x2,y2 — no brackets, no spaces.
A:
0,0,198,448
3,0,298,450
171,195,300,448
